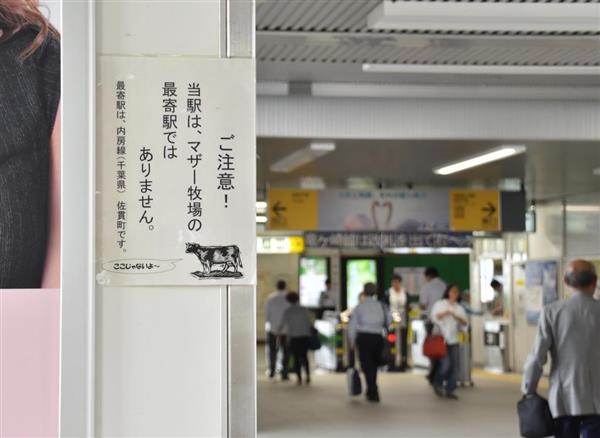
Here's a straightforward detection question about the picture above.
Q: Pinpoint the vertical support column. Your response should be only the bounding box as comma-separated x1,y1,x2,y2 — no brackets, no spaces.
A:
60,1,96,436
227,1,257,436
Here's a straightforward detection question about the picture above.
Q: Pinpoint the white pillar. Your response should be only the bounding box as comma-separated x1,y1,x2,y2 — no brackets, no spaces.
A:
61,1,256,436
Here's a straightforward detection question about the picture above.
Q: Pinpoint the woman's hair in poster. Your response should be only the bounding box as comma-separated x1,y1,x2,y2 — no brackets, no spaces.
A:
0,0,59,59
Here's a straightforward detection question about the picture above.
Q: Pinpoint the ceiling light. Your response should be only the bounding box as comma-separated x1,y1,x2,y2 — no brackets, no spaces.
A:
434,145,526,176
593,167,600,176
300,176,326,190
565,205,600,213
367,1,600,33
256,201,268,210
347,177,378,190
362,64,600,76
256,216,268,224
270,141,336,173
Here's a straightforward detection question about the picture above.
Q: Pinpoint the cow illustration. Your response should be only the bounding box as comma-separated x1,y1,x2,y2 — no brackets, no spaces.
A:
185,242,243,275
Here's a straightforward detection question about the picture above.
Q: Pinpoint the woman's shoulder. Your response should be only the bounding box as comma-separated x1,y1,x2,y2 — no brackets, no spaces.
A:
1,27,59,70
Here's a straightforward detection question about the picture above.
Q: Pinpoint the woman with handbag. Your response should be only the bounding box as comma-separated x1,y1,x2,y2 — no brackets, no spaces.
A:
278,292,313,385
430,284,468,400
348,282,391,403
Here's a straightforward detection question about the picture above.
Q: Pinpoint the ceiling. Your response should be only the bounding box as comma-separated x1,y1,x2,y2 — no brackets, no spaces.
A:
257,138,600,201
256,0,600,86
255,1,600,202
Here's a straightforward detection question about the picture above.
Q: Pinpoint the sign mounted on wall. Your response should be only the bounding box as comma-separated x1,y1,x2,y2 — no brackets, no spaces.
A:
257,236,305,254
267,189,449,232
96,57,256,286
450,190,501,232
267,189,319,231
525,260,559,325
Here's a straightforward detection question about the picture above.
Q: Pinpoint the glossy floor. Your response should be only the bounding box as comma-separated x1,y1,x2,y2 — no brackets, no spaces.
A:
258,366,527,438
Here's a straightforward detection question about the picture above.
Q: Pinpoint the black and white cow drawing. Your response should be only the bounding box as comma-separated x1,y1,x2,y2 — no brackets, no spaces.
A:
185,242,243,276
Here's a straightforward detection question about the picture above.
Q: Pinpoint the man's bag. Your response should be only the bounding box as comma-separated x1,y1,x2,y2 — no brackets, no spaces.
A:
517,394,555,438
423,334,447,360
347,367,362,396
308,327,322,351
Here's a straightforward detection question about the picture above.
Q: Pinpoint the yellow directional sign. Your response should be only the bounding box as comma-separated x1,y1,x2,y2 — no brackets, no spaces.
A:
450,190,501,232
267,189,319,231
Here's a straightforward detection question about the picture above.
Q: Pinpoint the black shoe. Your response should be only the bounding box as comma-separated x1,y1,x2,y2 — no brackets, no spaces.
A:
296,379,302,386
366,393,380,403
445,393,459,400
433,385,445,397
306,376,311,385
281,376,290,382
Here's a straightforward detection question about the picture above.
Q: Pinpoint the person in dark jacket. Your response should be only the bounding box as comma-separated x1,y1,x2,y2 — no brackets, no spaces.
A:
278,291,313,385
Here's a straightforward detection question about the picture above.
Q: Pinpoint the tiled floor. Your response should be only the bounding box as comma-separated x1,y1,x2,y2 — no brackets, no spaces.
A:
258,365,526,438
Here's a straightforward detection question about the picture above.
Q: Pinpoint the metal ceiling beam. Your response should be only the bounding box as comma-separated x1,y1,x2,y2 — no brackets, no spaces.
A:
258,30,600,51
257,81,600,101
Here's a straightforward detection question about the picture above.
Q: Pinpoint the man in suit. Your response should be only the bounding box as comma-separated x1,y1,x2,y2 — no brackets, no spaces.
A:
522,259,600,438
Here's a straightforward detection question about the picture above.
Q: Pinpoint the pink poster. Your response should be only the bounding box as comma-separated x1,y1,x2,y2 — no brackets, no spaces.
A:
0,290,60,438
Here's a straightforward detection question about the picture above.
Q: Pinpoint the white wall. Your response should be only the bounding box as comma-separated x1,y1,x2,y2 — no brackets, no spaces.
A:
510,201,565,373
40,1,61,30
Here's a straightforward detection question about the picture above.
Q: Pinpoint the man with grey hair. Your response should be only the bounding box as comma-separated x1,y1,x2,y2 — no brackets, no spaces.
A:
522,259,600,438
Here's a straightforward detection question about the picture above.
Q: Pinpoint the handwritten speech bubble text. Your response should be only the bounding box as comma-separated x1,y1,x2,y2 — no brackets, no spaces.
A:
101,258,183,275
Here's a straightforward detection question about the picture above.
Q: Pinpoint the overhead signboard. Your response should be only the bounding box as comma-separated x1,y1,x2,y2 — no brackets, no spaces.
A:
96,57,256,286
304,231,473,249
267,189,448,231
450,190,501,232
318,189,449,231
267,189,319,230
268,188,524,233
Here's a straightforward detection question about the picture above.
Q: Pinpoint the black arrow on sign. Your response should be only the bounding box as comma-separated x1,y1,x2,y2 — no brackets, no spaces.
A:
482,202,497,217
272,201,287,217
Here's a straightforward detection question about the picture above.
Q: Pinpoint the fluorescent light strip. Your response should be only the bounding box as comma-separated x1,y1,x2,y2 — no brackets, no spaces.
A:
363,64,600,76
565,205,600,213
434,145,526,176
367,1,600,33
256,201,268,210
270,142,335,173
256,216,268,224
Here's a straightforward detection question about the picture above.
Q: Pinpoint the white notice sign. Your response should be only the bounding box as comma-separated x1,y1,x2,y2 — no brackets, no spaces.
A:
97,57,256,286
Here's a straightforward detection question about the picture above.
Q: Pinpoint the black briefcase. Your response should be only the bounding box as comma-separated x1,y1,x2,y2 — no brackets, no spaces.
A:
347,367,362,396
517,394,555,438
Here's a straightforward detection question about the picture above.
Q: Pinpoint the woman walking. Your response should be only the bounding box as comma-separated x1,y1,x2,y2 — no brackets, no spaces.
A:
430,284,468,400
349,283,391,402
278,292,313,385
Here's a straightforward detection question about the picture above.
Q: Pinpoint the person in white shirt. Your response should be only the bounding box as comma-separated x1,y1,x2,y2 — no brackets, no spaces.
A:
265,280,291,380
388,275,409,370
419,266,447,318
388,275,408,315
419,267,447,383
430,284,468,400
318,278,336,318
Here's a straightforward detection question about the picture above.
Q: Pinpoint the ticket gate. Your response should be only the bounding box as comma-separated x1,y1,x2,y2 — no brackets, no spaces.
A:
484,320,510,373
385,319,409,372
